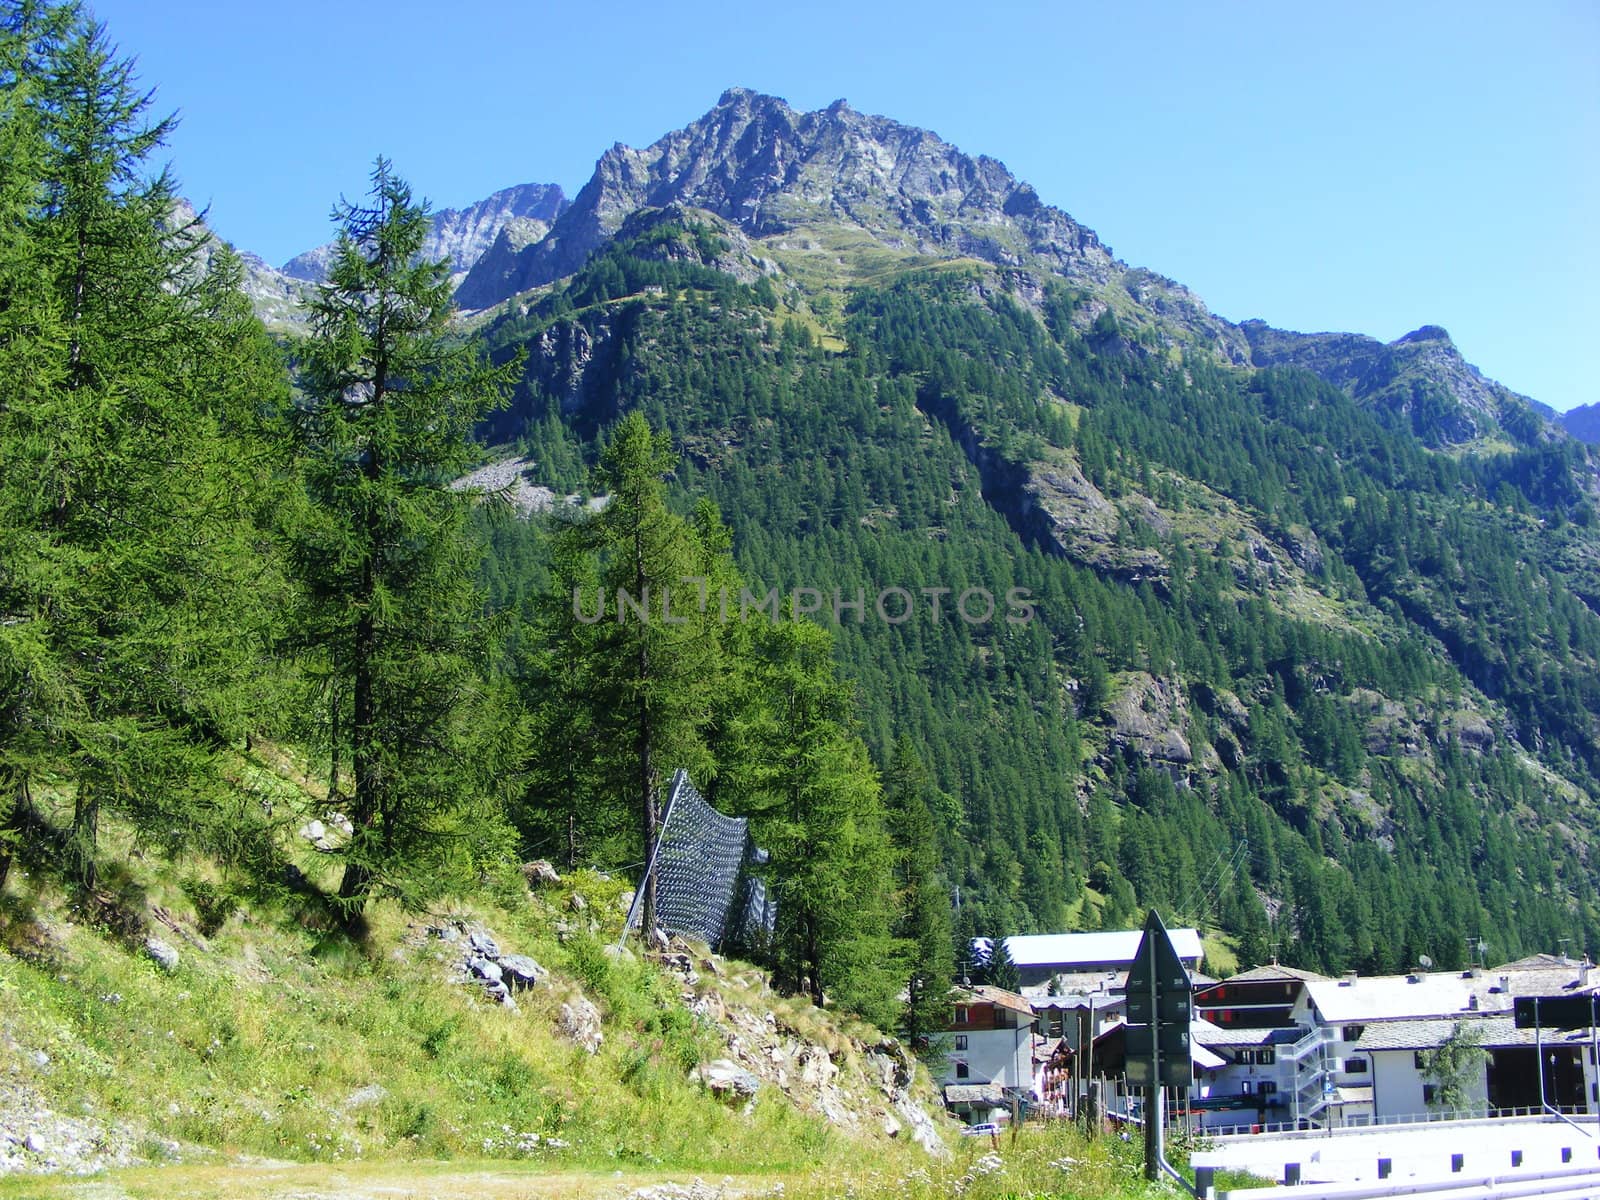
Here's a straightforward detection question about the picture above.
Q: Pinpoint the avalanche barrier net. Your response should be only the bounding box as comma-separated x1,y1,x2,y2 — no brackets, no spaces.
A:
623,768,776,951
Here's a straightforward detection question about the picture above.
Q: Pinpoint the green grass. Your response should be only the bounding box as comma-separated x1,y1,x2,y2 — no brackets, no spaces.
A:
0,1124,1189,1200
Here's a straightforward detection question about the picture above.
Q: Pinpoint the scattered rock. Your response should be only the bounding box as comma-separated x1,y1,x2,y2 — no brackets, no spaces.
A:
692,1058,761,1100
467,930,501,959
468,956,503,983
24,1132,46,1154
522,859,561,887
142,937,179,972
343,1084,386,1109
499,953,543,990
558,996,604,1054
567,891,588,913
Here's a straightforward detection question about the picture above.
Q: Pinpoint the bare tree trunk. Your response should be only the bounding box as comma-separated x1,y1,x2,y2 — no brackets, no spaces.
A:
71,781,98,892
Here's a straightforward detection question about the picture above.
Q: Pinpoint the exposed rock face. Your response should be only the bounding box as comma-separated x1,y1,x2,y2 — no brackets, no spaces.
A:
1240,319,1559,448
1107,673,1195,767
283,182,568,288
460,86,1240,357
1563,402,1600,445
167,199,310,330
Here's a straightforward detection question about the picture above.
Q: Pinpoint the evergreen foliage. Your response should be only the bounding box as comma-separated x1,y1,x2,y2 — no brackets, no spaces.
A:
286,157,518,917
0,1,288,892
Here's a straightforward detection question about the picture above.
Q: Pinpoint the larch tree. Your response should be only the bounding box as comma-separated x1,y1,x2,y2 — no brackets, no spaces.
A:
288,157,516,920
1,3,287,890
886,736,955,1057
519,412,718,933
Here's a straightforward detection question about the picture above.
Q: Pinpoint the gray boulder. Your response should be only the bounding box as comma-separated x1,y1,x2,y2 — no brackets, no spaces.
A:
522,860,561,887
467,930,500,959
692,1058,761,1100
499,953,543,990
143,937,179,972
558,997,603,1054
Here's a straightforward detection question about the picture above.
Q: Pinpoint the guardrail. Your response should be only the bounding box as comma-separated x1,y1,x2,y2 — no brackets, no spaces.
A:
1205,1108,1595,1139
1214,1161,1600,1200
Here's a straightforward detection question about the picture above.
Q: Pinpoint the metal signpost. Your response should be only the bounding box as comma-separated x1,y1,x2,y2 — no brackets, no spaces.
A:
1125,909,1198,1194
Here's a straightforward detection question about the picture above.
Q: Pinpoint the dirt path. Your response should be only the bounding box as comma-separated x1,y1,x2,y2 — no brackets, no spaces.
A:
0,1162,790,1200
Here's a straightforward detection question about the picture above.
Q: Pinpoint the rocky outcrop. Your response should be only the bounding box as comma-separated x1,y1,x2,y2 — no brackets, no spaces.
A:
1562,402,1600,445
284,182,568,289
1240,319,1560,449
1107,673,1197,768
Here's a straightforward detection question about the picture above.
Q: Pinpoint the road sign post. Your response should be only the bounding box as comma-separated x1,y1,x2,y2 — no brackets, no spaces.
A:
1125,909,1197,1194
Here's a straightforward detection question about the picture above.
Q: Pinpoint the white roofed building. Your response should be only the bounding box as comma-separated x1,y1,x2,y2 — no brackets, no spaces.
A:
985,928,1204,990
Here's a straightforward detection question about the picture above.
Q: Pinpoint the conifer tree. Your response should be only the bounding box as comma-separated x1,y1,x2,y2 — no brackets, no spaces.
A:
288,157,516,918
985,929,1021,993
1,3,288,889
886,737,956,1055
519,412,719,931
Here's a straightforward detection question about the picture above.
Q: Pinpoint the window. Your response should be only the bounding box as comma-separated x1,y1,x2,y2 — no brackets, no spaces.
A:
955,1060,969,1079
1258,1082,1277,1095
1238,1050,1254,1065
954,1005,969,1025
1423,1084,1438,1105
955,1035,968,1051
1258,1048,1276,1065
1342,1025,1365,1042
1344,1057,1369,1075
1240,1081,1253,1095
1415,1052,1426,1070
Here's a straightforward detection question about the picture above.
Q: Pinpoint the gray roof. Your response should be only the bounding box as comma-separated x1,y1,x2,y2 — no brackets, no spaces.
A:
1354,1016,1594,1052
1221,964,1331,984
1305,962,1599,1025
944,1083,1006,1104
1191,1017,1310,1047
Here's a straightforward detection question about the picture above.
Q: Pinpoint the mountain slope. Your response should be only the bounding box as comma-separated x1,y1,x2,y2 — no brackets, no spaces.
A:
1240,320,1558,449
454,88,1569,458
471,155,1600,977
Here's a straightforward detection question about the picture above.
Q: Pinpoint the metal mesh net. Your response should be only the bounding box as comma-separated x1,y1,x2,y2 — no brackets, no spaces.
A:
627,769,773,949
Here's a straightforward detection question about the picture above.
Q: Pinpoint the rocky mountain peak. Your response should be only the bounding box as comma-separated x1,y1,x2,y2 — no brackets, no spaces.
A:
456,88,1118,310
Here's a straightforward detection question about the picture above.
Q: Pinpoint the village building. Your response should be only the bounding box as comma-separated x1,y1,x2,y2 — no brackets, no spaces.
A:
937,985,1037,1125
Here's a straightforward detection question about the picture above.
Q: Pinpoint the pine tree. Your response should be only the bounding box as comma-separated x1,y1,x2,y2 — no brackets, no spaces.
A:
745,621,899,1024
986,929,1020,993
518,412,720,932
288,157,516,919
886,737,955,1056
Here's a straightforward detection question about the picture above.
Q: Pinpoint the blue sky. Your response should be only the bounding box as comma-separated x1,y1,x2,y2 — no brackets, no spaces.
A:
91,0,1597,412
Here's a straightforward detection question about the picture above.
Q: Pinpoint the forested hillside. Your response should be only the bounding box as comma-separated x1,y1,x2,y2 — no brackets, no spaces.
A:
6,0,1600,1055
476,213,1600,977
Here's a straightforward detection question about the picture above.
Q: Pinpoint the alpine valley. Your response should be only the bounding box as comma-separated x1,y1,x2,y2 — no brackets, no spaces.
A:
236,87,1600,974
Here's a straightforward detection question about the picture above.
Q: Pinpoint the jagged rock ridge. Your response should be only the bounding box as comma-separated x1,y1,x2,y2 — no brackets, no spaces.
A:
283,181,569,286
457,86,1238,364
1240,319,1558,447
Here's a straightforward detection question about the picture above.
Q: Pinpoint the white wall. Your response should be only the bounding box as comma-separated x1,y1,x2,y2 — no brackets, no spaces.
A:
944,1026,1033,1092
1370,1048,1488,1119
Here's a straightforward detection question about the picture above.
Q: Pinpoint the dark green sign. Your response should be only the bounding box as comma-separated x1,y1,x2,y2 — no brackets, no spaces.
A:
1124,909,1194,1090
1513,994,1597,1030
